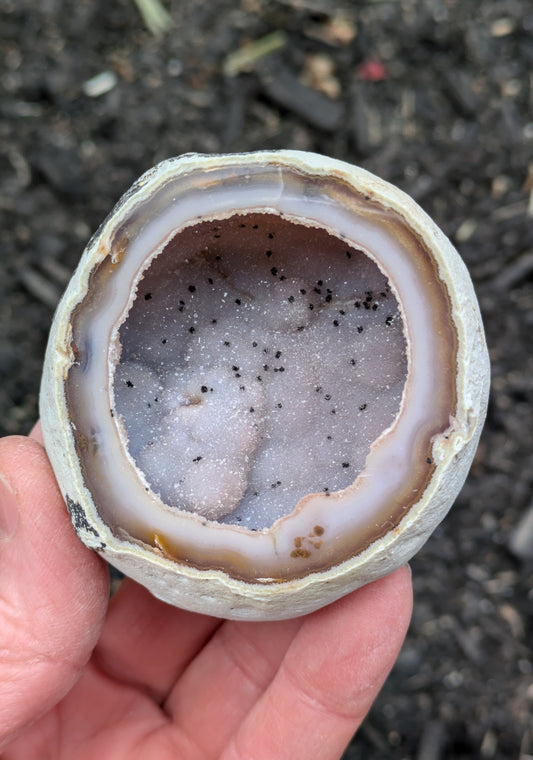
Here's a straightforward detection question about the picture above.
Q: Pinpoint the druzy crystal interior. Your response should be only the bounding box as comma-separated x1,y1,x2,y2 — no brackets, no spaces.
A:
63,156,457,581
113,214,407,530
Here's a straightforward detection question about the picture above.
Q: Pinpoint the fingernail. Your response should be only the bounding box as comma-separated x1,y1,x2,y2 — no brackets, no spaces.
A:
0,473,20,540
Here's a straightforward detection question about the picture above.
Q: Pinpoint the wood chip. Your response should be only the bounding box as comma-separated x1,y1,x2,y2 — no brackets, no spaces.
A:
260,62,344,131
223,31,288,77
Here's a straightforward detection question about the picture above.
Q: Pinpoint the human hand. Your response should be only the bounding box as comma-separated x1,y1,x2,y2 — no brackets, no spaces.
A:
0,427,412,760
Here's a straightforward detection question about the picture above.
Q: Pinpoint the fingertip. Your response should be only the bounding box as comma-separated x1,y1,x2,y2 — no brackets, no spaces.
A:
390,564,414,631
373,564,414,628
314,564,413,629
336,565,413,650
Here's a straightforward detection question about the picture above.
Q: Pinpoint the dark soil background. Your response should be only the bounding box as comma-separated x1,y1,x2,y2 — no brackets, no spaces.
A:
1,0,532,757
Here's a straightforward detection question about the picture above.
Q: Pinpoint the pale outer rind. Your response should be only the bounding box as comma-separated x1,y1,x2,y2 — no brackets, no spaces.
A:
40,150,490,621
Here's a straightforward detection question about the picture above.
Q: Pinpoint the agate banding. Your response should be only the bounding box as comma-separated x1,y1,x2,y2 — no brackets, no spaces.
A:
40,151,489,619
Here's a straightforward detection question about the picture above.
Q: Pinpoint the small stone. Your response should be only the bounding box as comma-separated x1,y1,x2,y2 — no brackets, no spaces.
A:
509,504,533,560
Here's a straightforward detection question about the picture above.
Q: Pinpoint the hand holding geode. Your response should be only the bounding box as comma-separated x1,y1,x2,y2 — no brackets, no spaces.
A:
40,151,489,620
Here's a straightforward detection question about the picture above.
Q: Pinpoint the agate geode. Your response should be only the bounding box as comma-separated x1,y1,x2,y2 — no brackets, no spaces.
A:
40,151,490,620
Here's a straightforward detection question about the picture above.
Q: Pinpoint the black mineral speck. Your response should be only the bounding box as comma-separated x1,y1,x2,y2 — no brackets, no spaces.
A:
66,496,100,538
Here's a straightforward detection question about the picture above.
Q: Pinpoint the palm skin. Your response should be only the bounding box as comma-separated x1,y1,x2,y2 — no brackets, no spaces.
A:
0,428,412,760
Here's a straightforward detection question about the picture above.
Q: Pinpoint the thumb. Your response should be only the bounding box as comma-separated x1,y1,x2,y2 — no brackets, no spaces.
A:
0,433,109,749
